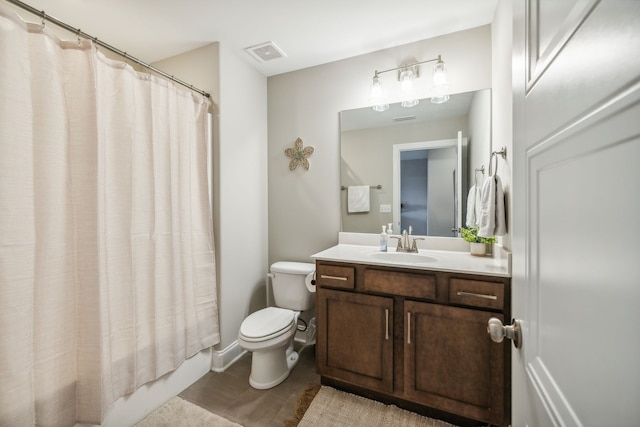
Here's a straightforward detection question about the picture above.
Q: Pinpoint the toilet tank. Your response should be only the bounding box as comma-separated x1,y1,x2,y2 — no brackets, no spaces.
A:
270,261,315,311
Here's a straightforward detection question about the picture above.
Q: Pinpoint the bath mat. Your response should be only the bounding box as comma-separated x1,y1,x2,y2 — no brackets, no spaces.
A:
283,383,322,427
288,385,459,427
135,396,242,427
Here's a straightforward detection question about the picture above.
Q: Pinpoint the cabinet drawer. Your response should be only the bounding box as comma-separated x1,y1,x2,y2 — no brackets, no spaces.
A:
449,278,504,310
364,269,436,300
316,264,355,289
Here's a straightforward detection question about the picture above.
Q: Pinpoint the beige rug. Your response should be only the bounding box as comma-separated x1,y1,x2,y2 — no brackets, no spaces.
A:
295,385,458,427
135,396,242,427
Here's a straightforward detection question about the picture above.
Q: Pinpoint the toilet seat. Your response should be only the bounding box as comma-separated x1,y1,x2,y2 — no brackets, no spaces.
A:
239,307,296,343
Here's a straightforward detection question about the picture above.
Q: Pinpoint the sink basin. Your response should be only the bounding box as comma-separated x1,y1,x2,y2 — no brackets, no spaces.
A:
369,252,438,264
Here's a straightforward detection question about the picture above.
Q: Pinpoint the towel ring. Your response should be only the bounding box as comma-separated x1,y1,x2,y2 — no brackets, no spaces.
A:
473,165,485,187
488,147,506,176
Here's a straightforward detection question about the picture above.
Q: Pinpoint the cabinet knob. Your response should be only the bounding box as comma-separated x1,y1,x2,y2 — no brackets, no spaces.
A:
487,317,522,348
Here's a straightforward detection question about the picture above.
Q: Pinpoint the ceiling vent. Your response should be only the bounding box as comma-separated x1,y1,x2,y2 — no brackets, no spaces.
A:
244,41,287,63
393,115,416,122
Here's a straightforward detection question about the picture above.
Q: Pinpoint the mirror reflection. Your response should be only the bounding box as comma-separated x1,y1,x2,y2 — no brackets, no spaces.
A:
340,89,491,236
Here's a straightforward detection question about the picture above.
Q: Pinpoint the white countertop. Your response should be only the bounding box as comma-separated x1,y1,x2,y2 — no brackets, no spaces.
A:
311,233,511,278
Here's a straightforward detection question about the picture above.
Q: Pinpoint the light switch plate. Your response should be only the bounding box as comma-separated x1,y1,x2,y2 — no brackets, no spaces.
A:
379,204,391,213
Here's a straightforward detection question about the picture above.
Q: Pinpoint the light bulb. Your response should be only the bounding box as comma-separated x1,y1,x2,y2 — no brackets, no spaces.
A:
369,75,389,112
430,93,450,104
431,59,450,104
399,69,419,108
432,61,448,86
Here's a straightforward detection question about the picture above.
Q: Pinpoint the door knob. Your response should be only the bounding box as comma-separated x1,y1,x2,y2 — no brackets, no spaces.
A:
487,317,522,348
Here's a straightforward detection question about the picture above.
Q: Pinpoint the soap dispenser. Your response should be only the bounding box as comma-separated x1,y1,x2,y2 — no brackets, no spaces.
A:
387,223,393,235
380,225,388,252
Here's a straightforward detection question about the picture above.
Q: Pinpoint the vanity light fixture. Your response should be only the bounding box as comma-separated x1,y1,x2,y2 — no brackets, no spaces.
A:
369,55,450,111
399,68,419,107
431,58,450,104
369,75,389,112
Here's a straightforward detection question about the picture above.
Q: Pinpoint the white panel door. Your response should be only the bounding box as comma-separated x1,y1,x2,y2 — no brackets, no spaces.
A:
512,1,640,426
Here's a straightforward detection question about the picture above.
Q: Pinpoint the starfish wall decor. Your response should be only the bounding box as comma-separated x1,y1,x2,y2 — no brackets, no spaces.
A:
284,137,314,171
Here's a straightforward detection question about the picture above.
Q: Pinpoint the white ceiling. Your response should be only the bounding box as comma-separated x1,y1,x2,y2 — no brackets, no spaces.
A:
7,0,499,77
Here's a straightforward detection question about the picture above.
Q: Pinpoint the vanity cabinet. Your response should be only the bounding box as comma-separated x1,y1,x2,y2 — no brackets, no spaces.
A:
404,301,506,424
315,261,511,427
316,289,394,393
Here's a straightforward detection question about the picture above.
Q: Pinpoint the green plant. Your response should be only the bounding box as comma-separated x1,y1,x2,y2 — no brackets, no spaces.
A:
460,227,496,244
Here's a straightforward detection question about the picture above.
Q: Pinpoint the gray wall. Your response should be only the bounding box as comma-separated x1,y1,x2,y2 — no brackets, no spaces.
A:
268,25,493,264
154,43,269,350
491,0,513,251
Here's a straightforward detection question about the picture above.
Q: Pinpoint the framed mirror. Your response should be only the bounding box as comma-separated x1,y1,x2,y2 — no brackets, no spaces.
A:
340,89,491,236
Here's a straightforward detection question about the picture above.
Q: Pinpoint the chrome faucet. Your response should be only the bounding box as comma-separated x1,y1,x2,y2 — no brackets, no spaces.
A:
402,229,410,251
393,226,424,253
409,236,425,252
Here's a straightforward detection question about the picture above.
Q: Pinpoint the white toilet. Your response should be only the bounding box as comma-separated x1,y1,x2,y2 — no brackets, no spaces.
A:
238,261,316,389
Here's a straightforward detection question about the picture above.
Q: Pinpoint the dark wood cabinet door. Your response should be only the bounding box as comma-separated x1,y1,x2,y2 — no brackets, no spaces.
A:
317,287,394,393
404,301,507,426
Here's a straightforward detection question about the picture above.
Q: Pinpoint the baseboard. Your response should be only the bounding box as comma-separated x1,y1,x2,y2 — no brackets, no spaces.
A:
72,343,244,427
211,340,247,372
75,347,213,427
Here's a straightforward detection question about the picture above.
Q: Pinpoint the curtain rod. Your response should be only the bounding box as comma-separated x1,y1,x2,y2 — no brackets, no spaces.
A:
5,0,211,99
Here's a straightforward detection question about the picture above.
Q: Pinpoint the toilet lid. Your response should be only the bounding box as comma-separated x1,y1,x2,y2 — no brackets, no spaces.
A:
271,261,315,275
240,307,296,340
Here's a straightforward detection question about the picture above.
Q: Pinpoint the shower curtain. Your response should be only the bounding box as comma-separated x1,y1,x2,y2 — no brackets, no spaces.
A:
0,7,220,426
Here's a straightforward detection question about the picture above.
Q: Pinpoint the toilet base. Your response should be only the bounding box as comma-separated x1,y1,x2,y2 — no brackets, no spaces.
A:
286,347,299,370
248,345,299,389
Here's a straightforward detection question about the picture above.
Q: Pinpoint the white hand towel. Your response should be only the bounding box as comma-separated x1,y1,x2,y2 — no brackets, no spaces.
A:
478,175,506,237
494,175,506,236
347,185,370,213
477,178,495,237
465,184,482,228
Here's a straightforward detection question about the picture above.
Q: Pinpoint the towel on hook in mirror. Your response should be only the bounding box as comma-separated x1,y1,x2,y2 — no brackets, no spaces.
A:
466,184,483,228
347,185,370,213
478,175,506,237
